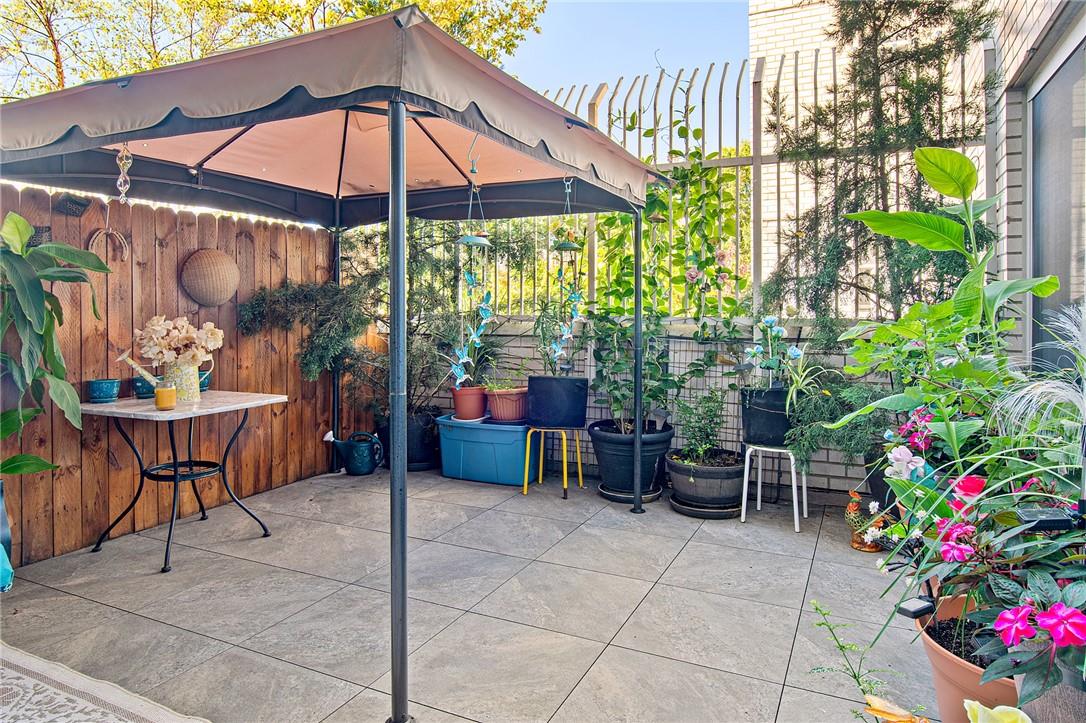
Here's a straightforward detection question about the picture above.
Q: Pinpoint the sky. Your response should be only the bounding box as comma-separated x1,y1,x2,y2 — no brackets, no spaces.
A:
504,1,751,154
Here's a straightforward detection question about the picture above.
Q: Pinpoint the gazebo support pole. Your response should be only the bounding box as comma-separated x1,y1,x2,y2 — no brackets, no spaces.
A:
387,99,413,723
631,210,645,514
330,198,343,472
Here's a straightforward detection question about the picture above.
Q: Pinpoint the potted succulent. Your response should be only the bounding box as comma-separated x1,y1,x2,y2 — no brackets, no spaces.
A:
665,389,744,518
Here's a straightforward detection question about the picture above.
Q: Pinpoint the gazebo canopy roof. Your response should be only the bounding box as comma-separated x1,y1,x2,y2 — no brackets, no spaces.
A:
0,5,657,227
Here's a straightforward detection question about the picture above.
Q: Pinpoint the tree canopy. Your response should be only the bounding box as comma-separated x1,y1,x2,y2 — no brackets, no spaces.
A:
0,0,547,100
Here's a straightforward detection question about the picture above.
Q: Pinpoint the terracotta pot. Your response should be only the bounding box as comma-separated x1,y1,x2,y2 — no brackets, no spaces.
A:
451,386,487,421
849,530,882,553
917,596,1017,723
485,387,528,422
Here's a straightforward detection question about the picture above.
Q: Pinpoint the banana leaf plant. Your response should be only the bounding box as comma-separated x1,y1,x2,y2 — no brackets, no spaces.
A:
1,210,110,476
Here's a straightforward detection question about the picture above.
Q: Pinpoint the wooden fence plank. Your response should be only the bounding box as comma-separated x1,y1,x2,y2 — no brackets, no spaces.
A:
104,200,133,542
216,215,239,507
301,227,318,478
154,207,179,526
1,185,24,563
129,203,158,531
175,210,199,517
79,198,110,548
235,219,257,498
195,212,220,506
269,223,288,487
285,225,303,484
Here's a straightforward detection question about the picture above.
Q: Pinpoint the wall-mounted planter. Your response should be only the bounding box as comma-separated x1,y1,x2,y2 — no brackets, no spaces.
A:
437,415,538,486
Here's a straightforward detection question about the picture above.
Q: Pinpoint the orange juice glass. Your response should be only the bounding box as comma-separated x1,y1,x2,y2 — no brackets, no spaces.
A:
155,383,177,411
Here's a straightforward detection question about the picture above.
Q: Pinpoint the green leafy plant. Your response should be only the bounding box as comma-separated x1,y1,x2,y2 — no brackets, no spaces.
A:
785,379,890,471
673,389,728,465
1,210,109,475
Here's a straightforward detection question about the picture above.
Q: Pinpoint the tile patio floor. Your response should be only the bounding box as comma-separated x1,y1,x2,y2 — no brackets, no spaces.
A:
1,471,938,722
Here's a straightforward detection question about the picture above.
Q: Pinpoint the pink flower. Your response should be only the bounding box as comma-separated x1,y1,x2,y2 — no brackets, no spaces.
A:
714,249,728,266
1057,579,1072,589
994,605,1037,647
936,518,976,541
1013,477,1040,494
953,475,986,499
908,430,931,451
940,540,975,562
1035,603,1086,648
898,420,916,436
947,498,974,516
685,267,703,284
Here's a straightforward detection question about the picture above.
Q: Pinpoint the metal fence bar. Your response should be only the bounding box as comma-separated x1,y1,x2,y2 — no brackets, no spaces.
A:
751,58,764,313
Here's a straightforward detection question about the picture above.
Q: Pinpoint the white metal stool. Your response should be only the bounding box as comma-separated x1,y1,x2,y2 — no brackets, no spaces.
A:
740,445,808,533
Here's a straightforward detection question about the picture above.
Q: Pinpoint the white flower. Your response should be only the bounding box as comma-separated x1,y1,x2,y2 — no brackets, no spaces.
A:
868,501,880,515
875,558,889,575
891,533,901,543
863,527,883,544
915,509,927,519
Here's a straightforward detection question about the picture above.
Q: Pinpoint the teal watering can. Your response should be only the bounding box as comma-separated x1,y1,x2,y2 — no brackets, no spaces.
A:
335,432,384,476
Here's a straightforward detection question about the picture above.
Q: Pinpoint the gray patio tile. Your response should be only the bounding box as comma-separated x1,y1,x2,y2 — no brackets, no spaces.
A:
494,480,608,523
413,479,520,508
248,482,486,539
775,687,866,722
805,559,910,629
551,646,781,723
324,689,473,723
0,579,125,651
815,507,891,569
585,500,704,540
435,509,578,558
539,525,686,581
613,584,798,683
786,611,937,718
371,613,603,722
357,541,529,609
136,561,344,643
310,469,446,496
693,502,822,558
472,561,651,642
243,585,461,685
660,541,811,608
15,533,246,611
31,612,229,694
146,647,359,723
143,506,421,581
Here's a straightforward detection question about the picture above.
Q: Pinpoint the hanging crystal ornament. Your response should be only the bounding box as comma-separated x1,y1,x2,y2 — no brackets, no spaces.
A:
115,143,133,204
456,137,491,249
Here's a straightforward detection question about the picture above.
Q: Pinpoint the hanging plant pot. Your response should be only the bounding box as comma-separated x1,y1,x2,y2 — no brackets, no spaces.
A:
740,387,791,446
665,450,744,518
485,387,528,422
526,375,588,428
452,386,487,421
917,596,1018,723
588,420,673,503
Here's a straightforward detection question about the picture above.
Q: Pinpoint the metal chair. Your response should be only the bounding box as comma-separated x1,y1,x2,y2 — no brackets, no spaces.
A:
522,427,584,499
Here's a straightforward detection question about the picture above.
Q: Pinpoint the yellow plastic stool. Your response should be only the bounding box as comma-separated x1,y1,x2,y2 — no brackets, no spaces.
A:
523,427,584,499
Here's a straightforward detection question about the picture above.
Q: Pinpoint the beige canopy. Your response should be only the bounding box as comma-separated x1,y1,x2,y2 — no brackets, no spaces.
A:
0,5,657,226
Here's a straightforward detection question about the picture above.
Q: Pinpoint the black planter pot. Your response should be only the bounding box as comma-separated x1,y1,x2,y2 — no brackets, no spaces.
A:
665,451,744,519
587,420,673,503
864,452,898,519
376,411,439,472
740,387,791,447
527,376,588,429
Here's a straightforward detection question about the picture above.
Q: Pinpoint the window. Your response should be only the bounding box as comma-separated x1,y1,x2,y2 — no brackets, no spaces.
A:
1030,37,1085,366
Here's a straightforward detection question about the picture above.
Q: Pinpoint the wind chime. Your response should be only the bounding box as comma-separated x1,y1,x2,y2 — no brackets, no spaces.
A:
549,179,584,374
450,137,495,390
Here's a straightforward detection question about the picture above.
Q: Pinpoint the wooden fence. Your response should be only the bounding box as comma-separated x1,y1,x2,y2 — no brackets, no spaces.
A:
0,185,365,567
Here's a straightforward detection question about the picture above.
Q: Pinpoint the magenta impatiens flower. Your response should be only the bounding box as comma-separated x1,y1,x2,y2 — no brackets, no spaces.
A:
953,474,986,499
993,605,1037,647
940,540,974,562
1035,602,1086,648
935,518,976,542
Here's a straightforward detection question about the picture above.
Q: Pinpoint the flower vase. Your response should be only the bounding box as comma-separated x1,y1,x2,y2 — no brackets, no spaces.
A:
163,362,201,402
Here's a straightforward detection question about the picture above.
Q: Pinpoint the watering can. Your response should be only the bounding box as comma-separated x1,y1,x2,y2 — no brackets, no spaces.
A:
335,432,384,476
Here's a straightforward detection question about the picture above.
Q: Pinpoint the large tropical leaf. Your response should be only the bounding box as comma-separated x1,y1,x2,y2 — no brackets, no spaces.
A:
42,314,67,378
0,248,46,333
915,146,978,200
0,407,41,439
37,266,90,284
46,374,82,430
843,210,967,256
0,211,33,255
941,195,999,223
0,453,58,475
823,391,921,429
983,275,1060,320
952,247,993,322
29,243,110,273
11,302,42,383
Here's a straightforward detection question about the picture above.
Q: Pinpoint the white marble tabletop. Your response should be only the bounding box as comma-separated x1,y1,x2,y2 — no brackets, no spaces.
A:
80,390,289,421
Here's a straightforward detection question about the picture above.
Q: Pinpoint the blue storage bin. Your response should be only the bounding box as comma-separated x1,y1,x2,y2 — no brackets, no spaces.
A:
436,415,538,486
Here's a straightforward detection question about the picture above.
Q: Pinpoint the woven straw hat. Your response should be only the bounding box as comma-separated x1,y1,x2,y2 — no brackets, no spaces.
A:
181,249,240,306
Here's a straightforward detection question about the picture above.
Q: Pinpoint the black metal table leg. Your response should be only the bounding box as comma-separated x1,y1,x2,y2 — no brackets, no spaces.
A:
92,418,146,552
219,410,270,537
162,420,181,573
188,418,208,520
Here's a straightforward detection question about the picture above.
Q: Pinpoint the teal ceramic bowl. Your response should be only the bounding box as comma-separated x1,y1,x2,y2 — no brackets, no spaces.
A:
199,370,212,392
86,378,120,403
132,375,161,399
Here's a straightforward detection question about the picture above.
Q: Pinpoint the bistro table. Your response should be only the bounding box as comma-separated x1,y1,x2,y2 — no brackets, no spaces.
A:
81,391,288,572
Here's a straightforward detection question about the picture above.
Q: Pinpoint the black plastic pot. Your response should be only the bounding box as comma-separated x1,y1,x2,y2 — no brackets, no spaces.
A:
588,420,673,501
740,387,791,447
376,411,439,472
527,375,588,428
666,451,744,518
